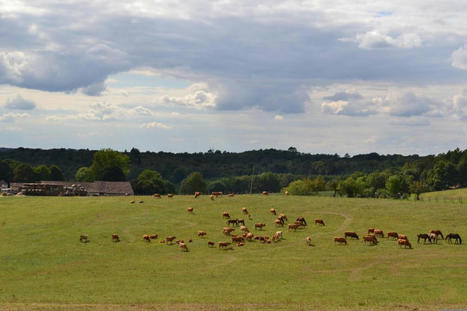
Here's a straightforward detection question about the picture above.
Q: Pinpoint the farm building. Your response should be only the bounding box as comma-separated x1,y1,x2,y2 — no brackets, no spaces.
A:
8,181,134,196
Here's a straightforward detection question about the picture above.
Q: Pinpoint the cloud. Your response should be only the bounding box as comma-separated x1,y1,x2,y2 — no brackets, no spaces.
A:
452,90,467,119
451,44,467,70
274,114,284,120
4,95,36,110
160,83,216,110
388,92,439,117
0,112,30,122
140,121,171,129
347,31,422,49
80,82,107,96
321,91,378,116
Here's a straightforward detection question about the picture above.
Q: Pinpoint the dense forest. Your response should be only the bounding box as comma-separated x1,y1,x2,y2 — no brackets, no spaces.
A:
0,147,466,197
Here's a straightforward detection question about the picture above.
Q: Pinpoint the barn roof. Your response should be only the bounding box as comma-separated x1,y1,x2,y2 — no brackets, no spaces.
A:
11,181,134,195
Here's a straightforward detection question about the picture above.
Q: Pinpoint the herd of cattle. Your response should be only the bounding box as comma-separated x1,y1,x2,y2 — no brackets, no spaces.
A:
80,192,463,252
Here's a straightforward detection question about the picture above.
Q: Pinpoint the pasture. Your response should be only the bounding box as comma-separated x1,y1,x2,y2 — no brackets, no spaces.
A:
0,194,466,310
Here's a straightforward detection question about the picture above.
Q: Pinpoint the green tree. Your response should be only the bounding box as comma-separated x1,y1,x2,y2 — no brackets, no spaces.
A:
90,149,130,181
286,178,316,195
429,160,457,190
49,165,65,181
207,180,226,193
0,160,13,187
34,165,51,181
13,163,37,182
101,166,126,181
179,172,207,194
386,175,409,198
75,167,94,182
132,169,174,195
410,180,428,200
339,177,365,198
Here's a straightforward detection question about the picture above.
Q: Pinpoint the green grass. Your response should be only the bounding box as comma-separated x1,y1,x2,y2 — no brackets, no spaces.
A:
0,195,466,310
420,187,467,203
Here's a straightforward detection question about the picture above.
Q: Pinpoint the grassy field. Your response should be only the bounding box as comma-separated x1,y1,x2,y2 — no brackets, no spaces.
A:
420,188,467,202
0,194,466,310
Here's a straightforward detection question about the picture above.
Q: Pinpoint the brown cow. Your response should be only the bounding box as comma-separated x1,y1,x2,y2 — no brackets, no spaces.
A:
334,237,347,245
187,207,194,212
222,212,230,218
218,241,231,248
212,191,223,197
398,239,412,249
288,223,300,231
398,234,408,240
130,200,135,204
363,235,378,245
296,217,307,226
241,207,248,214
245,232,254,241
262,191,269,195
368,228,375,234
248,213,252,220
344,231,359,240
194,192,201,198
166,236,176,244
285,190,289,195
223,227,235,235
272,231,283,242
80,234,89,243
227,219,238,226
143,234,151,242
237,242,244,247
274,219,284,226
237,218,245,226
112,234,120,242
240,225,249,232
231,235,244,243
270,208,276,215
210,194,215,200
179,242,188,252
150,234,158,239
228,193,234,197
208,241,215,247
278,213,288,222
255,223,266,230
198,231,207,237
305,236,312,246
153,193,161,198
374,229,384,238
315,219,325,226
167,193,174,198
387,232,398,239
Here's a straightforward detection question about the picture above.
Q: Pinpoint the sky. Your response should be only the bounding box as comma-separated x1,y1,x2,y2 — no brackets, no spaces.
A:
0,0,466,155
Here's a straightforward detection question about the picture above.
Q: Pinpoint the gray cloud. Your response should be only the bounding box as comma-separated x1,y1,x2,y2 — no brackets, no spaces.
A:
389,92,438,117
321,91,378,116
4,95,36,110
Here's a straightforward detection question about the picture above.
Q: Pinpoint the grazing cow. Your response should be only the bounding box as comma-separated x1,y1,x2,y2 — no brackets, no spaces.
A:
255,235,269,243
240,225,249,232
429,233,438,244
241,207,248,214
228,193,234,197
166,236,176,244
398,234,408,241
212,191,223,197
296,217,307,226
245,232,254,241
374,229,384,238
314,219,325,226
112,234,120,242
363,235,378,245
160,240,165,244
278,214,288,222
188,239,192,243
222,212,230,219
274,219,284,226
387,232,398,239
198,231,207,237
153,193,161,198
270,208,276,215
237,219,245,226
130,200,135,204
227,219,238,226
285,190,289,195
248,213,252,220
272,231,283,242
237,242,244,247
262,191,268,195
210,194,215,200
429,230,444,240
305,236,312,246
231,235,244,243
223,227,235,235
255,223,266,230
288,223,300,231
334,237,347,245
194,192,201,198
417,233,432,244
344,232,359,240
150,234,158,239
179,242,188,252
143,234,151,242
446,233,462,244
368,228,375,234
398,239,412,249
187,207,194,212
139,200,144,204
80,234,89,243
218,241,231,248
167,193,174,198
208,241,215,247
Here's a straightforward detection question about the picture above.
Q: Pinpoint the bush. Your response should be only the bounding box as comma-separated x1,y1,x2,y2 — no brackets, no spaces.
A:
179,172,207,194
